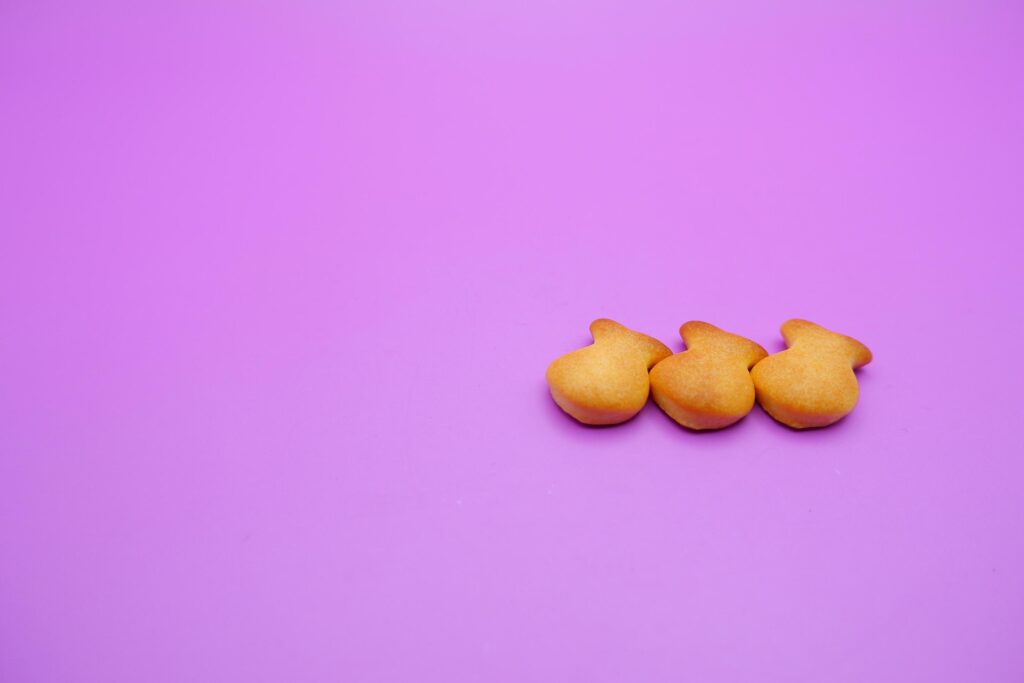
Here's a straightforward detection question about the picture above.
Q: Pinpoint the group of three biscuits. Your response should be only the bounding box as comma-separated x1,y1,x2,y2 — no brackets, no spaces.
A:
546,319,872,430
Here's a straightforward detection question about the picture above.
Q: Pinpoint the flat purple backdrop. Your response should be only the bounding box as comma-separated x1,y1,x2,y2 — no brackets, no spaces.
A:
2,1,1023,681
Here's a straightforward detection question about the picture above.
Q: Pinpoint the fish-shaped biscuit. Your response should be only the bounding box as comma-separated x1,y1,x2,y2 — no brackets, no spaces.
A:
650,321,767,430
751,319,872,429
546,319,671,425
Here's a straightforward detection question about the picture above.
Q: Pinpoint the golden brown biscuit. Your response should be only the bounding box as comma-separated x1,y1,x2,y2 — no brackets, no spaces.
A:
751,319,872,429
546,319,671,425
649,322,768,430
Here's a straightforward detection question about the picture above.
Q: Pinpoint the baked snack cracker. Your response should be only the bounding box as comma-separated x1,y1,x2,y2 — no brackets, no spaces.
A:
546,319,671,425
751,319,872,429
649,321,767,430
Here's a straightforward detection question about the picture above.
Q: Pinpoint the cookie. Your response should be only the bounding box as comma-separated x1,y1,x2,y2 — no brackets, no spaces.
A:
751,319,872,429
649,321,768,430
546,319,671,425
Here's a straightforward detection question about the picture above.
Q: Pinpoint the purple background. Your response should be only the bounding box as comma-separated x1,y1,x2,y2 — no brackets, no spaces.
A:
2,1,1023,681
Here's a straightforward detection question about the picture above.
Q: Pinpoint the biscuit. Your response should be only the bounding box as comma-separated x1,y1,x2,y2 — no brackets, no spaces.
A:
546,319,671,425
751,319,872,429
649,321,768,430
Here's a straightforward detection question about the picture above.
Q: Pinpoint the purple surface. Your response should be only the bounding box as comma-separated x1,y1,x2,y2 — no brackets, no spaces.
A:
2,1,1023,681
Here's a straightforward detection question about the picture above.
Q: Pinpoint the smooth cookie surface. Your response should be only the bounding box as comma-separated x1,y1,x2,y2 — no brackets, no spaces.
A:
546,319,671,425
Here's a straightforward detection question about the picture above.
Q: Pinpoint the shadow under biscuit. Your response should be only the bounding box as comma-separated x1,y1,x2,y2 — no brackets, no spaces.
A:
541,381,648,432
753,401,862,436
651,407,760,444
